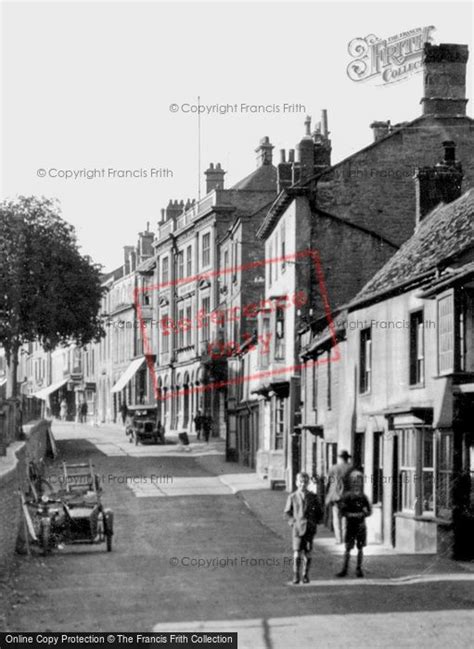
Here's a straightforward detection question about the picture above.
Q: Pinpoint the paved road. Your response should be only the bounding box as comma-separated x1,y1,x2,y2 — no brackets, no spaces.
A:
5,423,474,648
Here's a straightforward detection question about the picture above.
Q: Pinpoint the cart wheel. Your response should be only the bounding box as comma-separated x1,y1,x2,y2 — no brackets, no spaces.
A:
106,533,113,552
39,519,51,555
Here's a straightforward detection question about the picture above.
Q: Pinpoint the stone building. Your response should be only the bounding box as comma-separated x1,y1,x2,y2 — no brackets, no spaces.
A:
255,42,474,491
151,139,277,436
302,178,474,556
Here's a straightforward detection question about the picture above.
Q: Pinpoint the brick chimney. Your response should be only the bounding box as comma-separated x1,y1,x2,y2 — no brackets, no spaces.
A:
370,120,391,142
414,141,463,225
255,136,274,167
421,43,469,116
204,163,225,193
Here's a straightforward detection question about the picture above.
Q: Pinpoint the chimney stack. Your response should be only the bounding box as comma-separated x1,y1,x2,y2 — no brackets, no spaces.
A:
414,141,463,225
165,199,184,221
138,229,154,262
255,136,274,167
421,43,469,116
204,163,225,194
370,120,391,142
123,245,135,275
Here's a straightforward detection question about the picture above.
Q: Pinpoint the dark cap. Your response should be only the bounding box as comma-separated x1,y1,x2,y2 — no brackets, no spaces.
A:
338,450,351,460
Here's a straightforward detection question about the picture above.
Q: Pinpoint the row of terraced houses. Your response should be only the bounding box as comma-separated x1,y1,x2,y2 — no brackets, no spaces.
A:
9,43,474,558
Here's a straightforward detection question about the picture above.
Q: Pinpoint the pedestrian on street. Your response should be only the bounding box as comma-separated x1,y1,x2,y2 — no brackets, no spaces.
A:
325,450,352,544
119,401,128,425
60,398,68,421
194,409,203,440
202,415,212,444
80,400,88,423
336,471,372,578
202,415,212,443
284,472,324,584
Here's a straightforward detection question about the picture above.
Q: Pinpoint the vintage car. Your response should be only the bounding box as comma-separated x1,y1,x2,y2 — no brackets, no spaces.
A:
25,460,114,555
126,405,165,445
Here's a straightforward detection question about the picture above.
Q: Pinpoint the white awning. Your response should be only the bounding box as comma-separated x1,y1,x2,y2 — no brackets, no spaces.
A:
0,377,7,388
32,378,68,400
111,358,146,393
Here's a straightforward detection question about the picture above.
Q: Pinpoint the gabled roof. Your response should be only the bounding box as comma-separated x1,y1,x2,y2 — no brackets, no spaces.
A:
349,189,474,309
231,164,277,191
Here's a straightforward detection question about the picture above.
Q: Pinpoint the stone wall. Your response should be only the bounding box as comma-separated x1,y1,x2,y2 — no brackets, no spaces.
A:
0,420,52,578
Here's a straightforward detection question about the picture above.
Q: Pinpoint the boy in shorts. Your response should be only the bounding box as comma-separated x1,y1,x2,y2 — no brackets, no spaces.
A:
336,471,372,578
284,472,323,584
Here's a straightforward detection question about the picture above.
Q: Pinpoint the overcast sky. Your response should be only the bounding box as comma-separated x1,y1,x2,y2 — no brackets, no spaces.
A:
2,1,473,271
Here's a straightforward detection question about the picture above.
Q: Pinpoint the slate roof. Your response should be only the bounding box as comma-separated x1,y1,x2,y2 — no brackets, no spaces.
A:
230,164,277,191
350,189,474,308
136,256,156,274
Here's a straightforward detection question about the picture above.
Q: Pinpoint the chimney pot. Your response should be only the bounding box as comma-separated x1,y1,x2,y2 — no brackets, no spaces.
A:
370,120,391,142
280,149,286,163
288,149,295,163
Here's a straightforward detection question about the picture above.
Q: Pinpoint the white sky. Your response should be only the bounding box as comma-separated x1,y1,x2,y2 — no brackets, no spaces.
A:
2,1,473,271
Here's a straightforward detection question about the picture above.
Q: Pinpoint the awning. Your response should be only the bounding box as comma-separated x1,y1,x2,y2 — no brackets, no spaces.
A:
32,378,68,400
111,358,146,393
0,377,7,387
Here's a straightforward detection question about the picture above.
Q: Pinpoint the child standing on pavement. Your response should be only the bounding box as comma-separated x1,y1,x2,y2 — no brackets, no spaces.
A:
336,471,372,578
284,472,324,584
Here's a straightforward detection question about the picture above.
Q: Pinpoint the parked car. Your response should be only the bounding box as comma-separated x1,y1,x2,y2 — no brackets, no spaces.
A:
126,405,165,445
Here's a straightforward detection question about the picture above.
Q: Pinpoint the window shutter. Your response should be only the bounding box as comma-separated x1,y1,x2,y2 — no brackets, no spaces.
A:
438,292,454,375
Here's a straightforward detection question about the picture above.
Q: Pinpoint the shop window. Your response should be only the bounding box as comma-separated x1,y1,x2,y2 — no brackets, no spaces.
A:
399,427,435,515
437,431,453,519
399,428,416,511
422,429,435,514
409,310,424,385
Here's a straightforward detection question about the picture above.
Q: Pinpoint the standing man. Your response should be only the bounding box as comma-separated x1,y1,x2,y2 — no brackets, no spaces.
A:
119,401,128,425
202,415,212,443
80,400,88,423
194,409,203,440
325,450,352,544
284,472,323,584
